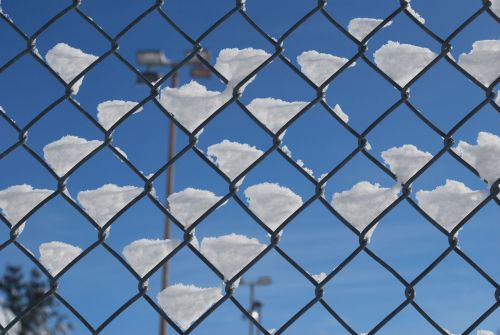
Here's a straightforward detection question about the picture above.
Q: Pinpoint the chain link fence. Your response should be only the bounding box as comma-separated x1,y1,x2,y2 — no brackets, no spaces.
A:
0,0,499,334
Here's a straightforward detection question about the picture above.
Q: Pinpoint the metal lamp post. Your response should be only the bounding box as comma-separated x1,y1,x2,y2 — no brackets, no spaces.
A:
135,49,211,335
241,276,272,335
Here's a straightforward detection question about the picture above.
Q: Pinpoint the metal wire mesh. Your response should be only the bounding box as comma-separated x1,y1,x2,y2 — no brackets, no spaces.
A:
0,0,499,334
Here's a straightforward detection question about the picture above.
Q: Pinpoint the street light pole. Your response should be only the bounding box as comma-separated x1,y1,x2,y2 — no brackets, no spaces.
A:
240,276,272,335
159,71,177,335
135,50,211,335
252,301,263,335
249,282,255,335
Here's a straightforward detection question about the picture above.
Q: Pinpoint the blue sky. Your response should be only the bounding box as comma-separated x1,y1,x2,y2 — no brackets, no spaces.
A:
0,0,499,334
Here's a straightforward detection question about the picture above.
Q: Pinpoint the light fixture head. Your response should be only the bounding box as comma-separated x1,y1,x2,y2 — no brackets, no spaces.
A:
257,276,272,286
136,50,172,66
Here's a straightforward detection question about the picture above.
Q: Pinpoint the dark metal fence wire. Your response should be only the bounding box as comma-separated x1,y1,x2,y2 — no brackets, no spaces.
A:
0,0,499,334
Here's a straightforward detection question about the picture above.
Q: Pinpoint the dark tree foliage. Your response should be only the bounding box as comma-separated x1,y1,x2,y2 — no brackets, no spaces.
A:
0,265,72,335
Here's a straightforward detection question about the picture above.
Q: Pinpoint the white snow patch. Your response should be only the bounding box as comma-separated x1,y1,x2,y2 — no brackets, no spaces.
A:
476,331,494,335
297,50,354,86
281,145,293,157
364,140,372,151
0,185,53,233
0,1,13,24
214,48,271,90
446,331,495,335
159,81,228,133
416,180,487,232
278,145,315,177
331,182,400,241
207,140,263,180
458,40,500,86
348,18,392,41
318,172,329,182
157,284,222,330
200,234,266,282
0,304,21,335
189,235,201,250
123,239,181,277
332,104,349,123
407,3,426,24
32,46,42,59
455,132,500,186
246,98,308,133
244,183,303,231
491,0,500,17
296,159,314,177
496,89,500,105
373,41,437,86
45,43,98,95
381,144,433,183
77,184,142,227
167,188,223,228
113,146,128,160
39,241,82,276
311,272,327,282
43,135,102,177
97,100,143,130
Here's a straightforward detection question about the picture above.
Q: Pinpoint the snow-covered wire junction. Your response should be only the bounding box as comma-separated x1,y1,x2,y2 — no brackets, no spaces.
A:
0,0,499,334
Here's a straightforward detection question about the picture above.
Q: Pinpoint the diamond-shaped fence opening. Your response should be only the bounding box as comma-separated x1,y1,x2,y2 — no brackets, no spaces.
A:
0,1,499,334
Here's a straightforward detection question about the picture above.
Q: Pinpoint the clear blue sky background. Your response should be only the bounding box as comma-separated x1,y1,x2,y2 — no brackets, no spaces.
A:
0,0,499,334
